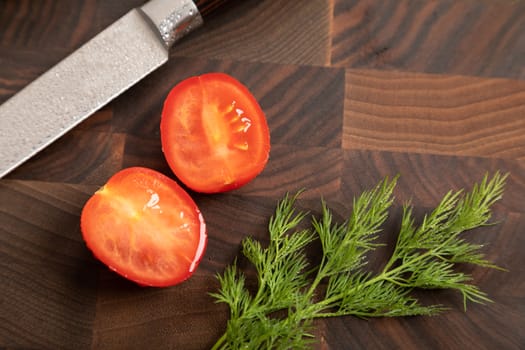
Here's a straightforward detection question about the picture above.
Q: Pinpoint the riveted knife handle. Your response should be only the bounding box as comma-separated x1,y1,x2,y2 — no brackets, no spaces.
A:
194,0,234,19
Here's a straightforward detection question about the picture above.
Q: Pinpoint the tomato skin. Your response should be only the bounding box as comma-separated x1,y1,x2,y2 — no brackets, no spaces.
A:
161,73,270,193
80,167,207,287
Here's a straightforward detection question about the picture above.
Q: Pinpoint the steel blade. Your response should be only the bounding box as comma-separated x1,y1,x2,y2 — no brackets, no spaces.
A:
0,0,202,178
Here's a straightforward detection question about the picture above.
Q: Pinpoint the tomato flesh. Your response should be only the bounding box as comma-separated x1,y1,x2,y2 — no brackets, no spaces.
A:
81,167,207,287
161,73,270,193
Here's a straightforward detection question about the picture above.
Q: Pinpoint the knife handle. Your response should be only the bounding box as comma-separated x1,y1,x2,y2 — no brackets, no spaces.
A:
194,0,234,19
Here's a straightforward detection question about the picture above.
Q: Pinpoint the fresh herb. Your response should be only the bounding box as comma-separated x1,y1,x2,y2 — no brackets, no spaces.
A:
210,173,507,349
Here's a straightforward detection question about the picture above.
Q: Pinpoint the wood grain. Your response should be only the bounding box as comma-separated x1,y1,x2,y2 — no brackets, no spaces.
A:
331,0,525,79
0,0,144,49
0,180,98,348
343,69,525,159
174,0,332,66
194,0,238,19
91,271,226,350
342,149,525,214
0,0,524,349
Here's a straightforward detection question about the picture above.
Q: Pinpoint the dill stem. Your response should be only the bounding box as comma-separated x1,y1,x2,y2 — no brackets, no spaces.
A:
211,333,226,350
253,276,266,306
305,256,328,300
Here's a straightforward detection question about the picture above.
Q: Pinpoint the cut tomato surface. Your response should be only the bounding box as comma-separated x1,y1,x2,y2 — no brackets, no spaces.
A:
80,167,207,287
161,73,270,193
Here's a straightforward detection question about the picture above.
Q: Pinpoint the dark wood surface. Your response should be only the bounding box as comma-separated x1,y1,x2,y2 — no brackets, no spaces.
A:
0,0,524,349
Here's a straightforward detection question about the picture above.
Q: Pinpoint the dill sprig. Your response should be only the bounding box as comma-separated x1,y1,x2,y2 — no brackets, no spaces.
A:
210,172,507,349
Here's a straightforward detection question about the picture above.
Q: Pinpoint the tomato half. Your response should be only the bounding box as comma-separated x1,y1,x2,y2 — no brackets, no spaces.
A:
80,167,207,287
160,73,270,193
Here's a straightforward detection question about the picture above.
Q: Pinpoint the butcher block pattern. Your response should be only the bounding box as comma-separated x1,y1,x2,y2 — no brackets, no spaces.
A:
0,0,524,349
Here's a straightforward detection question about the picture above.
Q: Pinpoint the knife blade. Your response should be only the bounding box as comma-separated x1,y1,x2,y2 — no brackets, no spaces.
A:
0,0,229,178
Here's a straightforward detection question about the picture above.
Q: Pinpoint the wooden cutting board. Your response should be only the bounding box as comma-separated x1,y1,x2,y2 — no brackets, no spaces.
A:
1,1,524,349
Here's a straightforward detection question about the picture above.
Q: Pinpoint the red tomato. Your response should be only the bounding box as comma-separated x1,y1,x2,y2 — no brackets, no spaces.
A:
160,73,270,193
80,167,207,287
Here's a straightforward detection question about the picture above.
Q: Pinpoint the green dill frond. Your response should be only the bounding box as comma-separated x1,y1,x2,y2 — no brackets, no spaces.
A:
211,173,507,349
444,238,501,269
312,177,397,280
222,310,314,350
347,176,398,236
324,272,372,303
450,172,507,232
242,238,265,275
320,273,444,318
210,264,252,320
268,191,308,243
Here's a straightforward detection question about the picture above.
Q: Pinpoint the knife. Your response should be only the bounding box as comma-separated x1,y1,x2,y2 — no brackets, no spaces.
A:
0,0,230,178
